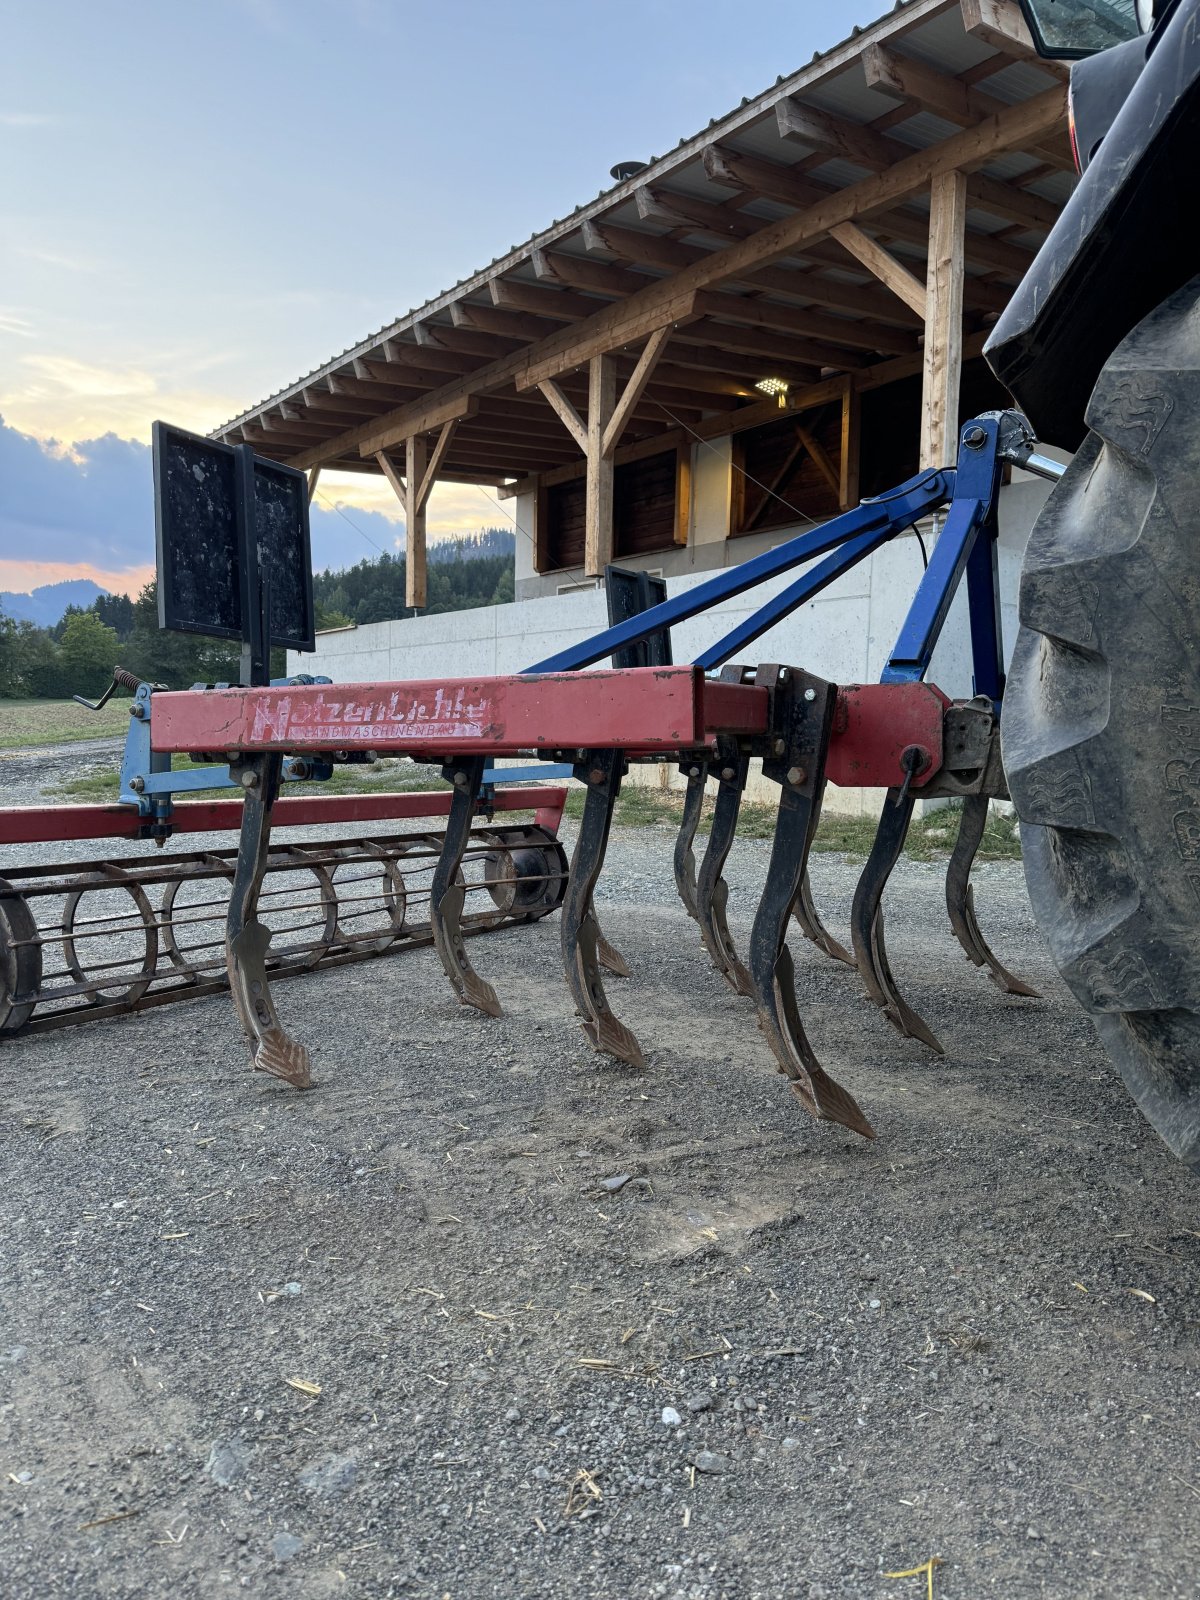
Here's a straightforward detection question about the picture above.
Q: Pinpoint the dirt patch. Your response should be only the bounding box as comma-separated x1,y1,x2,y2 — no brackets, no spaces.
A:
1,771,1198,1599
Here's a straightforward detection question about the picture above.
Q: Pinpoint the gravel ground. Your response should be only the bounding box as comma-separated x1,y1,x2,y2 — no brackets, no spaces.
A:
2,758,1199,1600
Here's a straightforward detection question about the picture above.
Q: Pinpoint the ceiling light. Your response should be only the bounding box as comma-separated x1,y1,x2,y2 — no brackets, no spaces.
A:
755,376,789,408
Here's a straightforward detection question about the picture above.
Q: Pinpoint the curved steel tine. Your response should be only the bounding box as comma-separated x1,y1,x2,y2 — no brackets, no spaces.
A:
596,932,632,978
850,791,944,1053
695,750,754,998
561,749,643,1066
746,670,874,1139
947,794,1041,997
673,762,708,920
226,754,314,1088
431,756,502,1017
794,867,854,966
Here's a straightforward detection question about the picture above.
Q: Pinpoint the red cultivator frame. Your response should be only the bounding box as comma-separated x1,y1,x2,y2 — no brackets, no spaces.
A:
0,410,1061,1141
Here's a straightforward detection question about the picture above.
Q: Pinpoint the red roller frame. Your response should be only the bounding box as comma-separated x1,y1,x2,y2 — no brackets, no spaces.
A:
0,786,567,847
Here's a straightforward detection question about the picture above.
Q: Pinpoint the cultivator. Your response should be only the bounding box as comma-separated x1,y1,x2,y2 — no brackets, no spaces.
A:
0,409,1065,1139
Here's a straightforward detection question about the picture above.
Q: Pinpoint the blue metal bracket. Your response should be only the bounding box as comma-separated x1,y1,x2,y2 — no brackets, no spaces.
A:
524,468,954,677
523,415,1011,721
881,418,1005,688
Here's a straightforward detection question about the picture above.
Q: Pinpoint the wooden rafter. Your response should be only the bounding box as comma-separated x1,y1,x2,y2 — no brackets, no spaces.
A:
829,223,929,316
861,43,1070,175
537,381,588,451
601,325,672,457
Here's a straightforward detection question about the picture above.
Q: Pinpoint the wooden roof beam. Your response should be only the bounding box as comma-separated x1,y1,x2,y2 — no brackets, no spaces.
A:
684,314,868,372
774,100,1040,276
531,248,655,296
451,300,560,341
490,277,615,320
861,42,1071,178
692,288,918,356
960,0,1068,75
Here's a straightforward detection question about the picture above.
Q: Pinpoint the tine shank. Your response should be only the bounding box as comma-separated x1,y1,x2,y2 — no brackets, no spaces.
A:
596,932,632,978
432,756,502,1017
695,752,754,997
946,794,1040,997
746,669,874,1139
561,750,644,1067
794,865,854,967
673,763,707,921
850,791,944,1053
226,753,314,1088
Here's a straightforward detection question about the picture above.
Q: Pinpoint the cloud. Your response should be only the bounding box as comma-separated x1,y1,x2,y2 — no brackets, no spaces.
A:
0,417,517,597
0,355,245,445
0,310,34,338
0,112,57,128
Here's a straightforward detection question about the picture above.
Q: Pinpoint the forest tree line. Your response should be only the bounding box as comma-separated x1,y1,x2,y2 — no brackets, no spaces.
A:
0,533,516,699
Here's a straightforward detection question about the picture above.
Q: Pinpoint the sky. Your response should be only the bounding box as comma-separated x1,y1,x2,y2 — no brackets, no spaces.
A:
0,0,885,599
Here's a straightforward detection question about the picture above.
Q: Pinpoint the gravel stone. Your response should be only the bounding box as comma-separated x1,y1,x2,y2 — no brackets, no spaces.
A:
270,1531,303,1562
297,1453,358,1497
205,1437,253,1488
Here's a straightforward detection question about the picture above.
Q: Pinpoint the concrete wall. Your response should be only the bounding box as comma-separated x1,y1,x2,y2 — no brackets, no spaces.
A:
290,465,1061,816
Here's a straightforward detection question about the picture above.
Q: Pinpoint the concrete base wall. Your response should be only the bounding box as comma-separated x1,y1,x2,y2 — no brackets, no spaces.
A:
289,474,1056,816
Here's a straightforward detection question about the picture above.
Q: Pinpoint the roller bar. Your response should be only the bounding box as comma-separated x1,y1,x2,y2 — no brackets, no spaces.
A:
0,786,568,847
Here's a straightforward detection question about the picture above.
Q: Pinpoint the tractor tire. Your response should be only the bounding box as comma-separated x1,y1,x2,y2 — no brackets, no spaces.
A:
1003,275,1200,1171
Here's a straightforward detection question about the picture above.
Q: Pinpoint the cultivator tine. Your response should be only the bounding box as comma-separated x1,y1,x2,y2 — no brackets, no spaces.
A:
946,793,1040,998
747,668,874,1139
672,762,707,921
561,748,644,1067
431,755,502,1018
596,932,632,978
226,753,313,1088
695,748,754,998
794,867,854,966
851,789,944,1054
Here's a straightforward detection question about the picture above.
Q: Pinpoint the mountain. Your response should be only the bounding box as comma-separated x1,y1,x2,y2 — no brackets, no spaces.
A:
0,579,110,627
428,527,515,565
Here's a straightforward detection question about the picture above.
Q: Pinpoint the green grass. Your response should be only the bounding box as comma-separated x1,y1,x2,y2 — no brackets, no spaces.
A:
0,698,133,749
566,784,1022,861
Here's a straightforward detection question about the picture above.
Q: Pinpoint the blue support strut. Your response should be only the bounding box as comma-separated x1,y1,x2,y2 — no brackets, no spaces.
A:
524,468,953,676
881,418,1005,686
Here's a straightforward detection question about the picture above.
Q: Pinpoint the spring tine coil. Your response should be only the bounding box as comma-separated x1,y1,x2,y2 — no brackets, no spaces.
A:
850,790,944,1053
673,763,708,921
946,793,1040,998
561,749,644,1067
225,754,314,1088
431,756,502,1017
746,668,874,1139
695,750,754,998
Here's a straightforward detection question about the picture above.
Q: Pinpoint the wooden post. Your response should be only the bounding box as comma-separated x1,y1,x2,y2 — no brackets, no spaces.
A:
920,169,967,470
306,467,322,504
839,381,861,510
585,353,617,575
404,433,428,608
674,443,692,546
